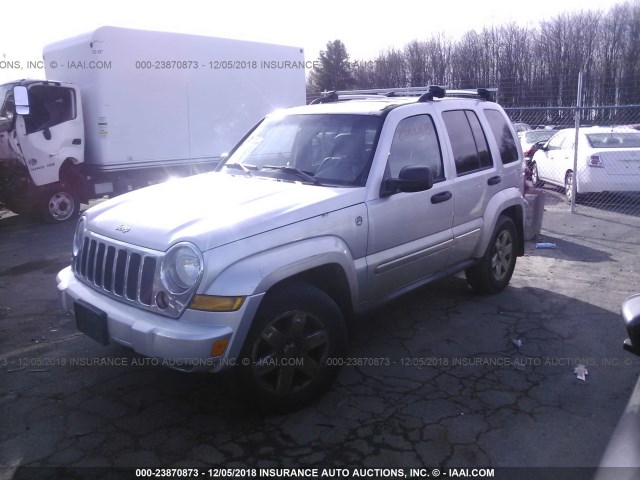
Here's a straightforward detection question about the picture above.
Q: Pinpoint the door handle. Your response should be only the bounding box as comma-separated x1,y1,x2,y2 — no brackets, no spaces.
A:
488,176,501,186
431,191,452,204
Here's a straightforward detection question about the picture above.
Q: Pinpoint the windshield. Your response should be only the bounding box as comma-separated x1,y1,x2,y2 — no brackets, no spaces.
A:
586,132,640,149
222,113,382,186
0,84,15,119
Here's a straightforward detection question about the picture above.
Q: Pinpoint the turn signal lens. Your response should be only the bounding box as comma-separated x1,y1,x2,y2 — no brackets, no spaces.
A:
189,295,245,312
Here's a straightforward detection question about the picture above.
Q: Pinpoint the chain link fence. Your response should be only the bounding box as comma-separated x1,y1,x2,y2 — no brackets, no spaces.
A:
505,104,640,218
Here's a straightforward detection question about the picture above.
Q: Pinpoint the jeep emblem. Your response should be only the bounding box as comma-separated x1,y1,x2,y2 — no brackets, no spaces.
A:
116,225,131,233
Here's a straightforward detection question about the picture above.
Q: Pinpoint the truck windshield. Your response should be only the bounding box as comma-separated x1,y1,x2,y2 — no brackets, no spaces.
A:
222,113,382,186
0,85,15,120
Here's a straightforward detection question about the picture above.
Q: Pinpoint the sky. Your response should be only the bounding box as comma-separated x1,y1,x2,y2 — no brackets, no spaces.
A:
0,0,628,84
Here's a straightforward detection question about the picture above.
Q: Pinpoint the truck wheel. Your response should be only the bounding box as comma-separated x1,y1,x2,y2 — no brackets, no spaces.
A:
465,215,517,294
41,189,80,222
237,283,347,412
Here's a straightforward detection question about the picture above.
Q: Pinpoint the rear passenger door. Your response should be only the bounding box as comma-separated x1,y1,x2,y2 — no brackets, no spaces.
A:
440,109,500,264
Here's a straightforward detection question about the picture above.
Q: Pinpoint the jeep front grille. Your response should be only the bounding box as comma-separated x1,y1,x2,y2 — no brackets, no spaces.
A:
72,231,167,310
72,231,200,318
75,238,157,305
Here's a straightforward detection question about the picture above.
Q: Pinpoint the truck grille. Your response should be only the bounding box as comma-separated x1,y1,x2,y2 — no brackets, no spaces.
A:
73,232,161,309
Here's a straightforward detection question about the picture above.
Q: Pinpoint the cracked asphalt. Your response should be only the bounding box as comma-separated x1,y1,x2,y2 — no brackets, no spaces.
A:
1,190,640,477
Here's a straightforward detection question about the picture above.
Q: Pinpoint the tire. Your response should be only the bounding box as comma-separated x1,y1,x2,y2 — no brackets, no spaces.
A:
564,171,580,203
237,283,347,412
40,188,80,222
531,164,544,187
465,216,517,294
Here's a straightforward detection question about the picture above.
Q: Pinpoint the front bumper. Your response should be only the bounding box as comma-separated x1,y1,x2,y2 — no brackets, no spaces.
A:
56,266,263,372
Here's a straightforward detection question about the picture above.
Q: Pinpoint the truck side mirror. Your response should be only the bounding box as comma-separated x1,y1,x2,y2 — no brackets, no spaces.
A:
13,86,30,116
380,165,434,197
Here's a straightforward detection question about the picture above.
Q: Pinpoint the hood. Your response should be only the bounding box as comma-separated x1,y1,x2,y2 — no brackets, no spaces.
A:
84,172,366,252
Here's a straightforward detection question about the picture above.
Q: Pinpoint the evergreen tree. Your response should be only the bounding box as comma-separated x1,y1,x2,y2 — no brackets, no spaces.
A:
308,40,353,91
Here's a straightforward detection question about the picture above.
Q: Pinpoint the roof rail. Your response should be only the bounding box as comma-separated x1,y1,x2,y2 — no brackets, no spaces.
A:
310,86,497,104
446,88,497,101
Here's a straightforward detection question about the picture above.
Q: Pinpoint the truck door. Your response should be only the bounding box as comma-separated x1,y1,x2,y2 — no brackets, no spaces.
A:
15,84,84,186
366,113,454,301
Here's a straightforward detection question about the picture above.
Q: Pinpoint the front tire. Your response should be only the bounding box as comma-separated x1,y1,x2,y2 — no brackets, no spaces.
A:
465,216,517,294
237,283,347,412
41,188,79,222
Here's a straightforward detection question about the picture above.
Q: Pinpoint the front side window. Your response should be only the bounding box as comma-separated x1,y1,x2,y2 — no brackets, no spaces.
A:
24,85,76,134
546,132,568,151
223,113,382,186
484,109,519,164
442,110,493,175
386,114,445,181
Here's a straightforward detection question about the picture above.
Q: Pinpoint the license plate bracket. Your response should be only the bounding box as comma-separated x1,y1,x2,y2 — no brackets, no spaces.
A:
74,300,109,345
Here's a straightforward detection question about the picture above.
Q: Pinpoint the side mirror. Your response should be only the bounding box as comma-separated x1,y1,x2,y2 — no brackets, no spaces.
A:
623,294,640,357
13,86,29,116
43,127,52,140
381,165,434,197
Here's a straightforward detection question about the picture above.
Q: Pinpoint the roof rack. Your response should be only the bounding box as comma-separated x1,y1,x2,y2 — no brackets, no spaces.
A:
310,86,497,104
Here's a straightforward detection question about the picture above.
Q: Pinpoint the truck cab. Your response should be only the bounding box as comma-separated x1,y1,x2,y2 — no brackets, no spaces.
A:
0,80,85,221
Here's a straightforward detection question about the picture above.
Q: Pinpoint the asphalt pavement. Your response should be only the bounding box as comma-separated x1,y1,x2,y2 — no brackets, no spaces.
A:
1,189,639,479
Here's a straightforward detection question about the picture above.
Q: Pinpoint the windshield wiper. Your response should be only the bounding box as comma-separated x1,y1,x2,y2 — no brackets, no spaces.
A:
224,163,258,175
262,165,322,185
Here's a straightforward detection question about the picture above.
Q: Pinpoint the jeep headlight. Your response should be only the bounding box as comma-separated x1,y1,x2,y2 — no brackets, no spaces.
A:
73,217,85,257
160,243,204,295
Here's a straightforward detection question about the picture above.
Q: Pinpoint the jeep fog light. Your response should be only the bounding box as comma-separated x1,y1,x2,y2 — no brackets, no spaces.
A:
160,243,204,295
189,295,245,312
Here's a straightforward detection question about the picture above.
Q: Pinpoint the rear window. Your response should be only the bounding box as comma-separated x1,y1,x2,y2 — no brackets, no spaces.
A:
524,130,558,143
585,133,640,149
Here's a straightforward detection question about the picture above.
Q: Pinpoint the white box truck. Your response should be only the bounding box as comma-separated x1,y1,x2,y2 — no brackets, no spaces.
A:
0,26,306,221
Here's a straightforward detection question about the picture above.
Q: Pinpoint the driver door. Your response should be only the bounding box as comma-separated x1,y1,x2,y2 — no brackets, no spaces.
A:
365,112,454,301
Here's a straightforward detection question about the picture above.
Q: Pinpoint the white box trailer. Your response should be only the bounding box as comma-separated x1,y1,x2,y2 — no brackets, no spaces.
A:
0,26,306,221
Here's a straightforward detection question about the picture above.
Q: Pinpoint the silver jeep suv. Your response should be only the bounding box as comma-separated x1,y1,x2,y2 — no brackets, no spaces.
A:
57,86,525,410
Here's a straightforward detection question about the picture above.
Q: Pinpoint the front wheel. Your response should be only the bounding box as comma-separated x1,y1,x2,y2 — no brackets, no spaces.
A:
465,216,518,294
41,189,79,222
237,283,347,412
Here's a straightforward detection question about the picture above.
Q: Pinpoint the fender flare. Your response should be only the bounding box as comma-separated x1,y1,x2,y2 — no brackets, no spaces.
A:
203,236,360,307
472,188,525,258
